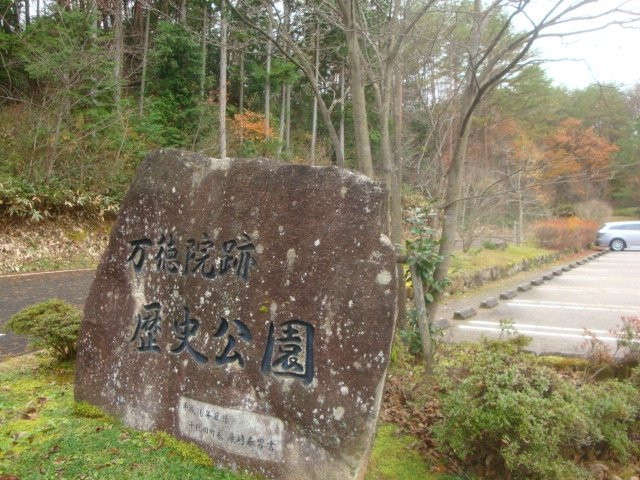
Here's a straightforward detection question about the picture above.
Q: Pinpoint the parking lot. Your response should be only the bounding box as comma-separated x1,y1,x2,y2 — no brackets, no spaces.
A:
448,251,640,356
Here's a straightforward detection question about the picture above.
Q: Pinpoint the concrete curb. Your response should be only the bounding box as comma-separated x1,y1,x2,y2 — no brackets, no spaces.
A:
435,318,451,329
454,307,477,320
499,290,517,300
480,298,498,308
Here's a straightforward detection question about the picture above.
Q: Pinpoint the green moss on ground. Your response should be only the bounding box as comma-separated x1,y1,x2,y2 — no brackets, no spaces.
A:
1,354,440,480
365,424,436,480
449,244,551,276
0,354,257,480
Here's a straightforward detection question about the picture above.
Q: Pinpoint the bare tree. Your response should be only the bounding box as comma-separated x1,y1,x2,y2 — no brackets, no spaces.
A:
425,0,640,324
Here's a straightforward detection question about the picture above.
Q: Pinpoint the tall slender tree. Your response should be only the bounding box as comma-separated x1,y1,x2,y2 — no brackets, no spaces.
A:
138,0,151,114
219,0,227,159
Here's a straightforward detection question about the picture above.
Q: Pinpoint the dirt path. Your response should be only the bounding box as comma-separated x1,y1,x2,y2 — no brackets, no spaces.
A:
0,269,95,359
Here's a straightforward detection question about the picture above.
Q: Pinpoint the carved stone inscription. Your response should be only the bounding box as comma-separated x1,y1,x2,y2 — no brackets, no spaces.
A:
75,150,397,480
179,396,284,462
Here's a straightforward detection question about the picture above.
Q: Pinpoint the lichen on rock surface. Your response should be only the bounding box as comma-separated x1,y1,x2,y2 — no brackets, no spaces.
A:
75,150,397,480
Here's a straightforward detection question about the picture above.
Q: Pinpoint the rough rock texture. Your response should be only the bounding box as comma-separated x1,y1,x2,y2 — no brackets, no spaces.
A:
75,150,397,480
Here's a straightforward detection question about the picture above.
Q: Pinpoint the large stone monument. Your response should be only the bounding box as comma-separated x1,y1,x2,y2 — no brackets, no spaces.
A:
75,150,397,480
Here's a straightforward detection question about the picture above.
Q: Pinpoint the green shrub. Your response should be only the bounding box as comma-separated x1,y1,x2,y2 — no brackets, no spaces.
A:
432,339,640,479
2,299,82,360
613,206,640,217
481,239,500,250
0,176,120,221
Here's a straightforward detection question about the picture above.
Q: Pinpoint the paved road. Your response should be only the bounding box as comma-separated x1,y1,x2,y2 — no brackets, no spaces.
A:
447,251,640,356
0,269,95,359
2,252,638,360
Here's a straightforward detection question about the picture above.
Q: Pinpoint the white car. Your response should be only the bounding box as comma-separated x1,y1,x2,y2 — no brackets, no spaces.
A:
596,221,640,251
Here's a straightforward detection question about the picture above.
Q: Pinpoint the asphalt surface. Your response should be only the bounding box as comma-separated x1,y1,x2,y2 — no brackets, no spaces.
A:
2,251,639,360
446,251,640,356
0,268,95,359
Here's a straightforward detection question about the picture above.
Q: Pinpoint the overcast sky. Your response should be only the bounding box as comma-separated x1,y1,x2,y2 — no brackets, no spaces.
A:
512,1,640,91
532,25,640,90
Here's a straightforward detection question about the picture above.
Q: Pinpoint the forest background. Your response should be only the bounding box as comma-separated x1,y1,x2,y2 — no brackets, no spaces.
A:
4,3,640,477
1,0,640,322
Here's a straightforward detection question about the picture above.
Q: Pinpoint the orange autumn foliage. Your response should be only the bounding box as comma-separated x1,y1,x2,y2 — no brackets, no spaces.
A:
543,118,618,201
532,217,598,250
231,111,275,142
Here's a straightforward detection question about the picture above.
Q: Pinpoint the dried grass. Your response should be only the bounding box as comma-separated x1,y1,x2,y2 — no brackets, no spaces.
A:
0,218,111,274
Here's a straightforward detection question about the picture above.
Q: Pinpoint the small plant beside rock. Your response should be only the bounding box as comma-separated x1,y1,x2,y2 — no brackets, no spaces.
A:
3,299,82,361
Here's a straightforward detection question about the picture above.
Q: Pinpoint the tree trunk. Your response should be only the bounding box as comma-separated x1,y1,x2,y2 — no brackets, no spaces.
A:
239,52,244,114
276,83,285,157
13,1,20,31
48,73,71,181
24,0,30,26
377,66,405,329
310,22,319,165
138,1,151,115
425,120,472,323
48,108,65,181
393,68,403,187
199,2,208,98
36,0,40,19
264,3,272,136
219,0,227,159
517,170,524,245
392,67,406,327
343,3,374,177
339,61,345,167
239,51,245,144
113,0,124,117
87,0,99,33
285,83,291,154
410,263,434,375
180,0,186,24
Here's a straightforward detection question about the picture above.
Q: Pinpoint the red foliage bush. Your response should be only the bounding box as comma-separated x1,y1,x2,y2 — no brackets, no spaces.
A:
533,217,598,250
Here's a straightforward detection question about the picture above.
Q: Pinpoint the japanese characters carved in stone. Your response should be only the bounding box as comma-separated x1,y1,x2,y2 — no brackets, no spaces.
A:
75,150,397,480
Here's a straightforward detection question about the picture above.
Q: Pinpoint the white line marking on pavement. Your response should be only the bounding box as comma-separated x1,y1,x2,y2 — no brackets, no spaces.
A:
0,333,4,337
468,320,610,334
536,286,640,295
458,325,617,342
558,275,640,280
0,268,95,279
507,299,640,313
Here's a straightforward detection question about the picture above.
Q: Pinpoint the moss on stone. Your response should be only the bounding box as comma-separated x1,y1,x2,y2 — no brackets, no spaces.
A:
73,401,114,421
